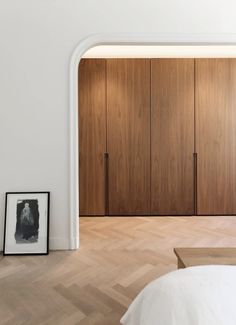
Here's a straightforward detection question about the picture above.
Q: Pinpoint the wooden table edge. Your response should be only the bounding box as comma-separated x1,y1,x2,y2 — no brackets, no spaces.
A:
173,247,236,269
173,248,186,268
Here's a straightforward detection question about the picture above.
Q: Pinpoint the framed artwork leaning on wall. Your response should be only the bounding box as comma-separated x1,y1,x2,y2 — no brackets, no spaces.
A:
3,192,50,255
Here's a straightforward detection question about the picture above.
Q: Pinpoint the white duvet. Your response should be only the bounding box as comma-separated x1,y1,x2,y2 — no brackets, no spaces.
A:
120,265,236,325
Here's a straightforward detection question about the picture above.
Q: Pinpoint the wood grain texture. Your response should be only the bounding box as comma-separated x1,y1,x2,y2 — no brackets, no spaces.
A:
174,247,236,268
196,59,236,215
79,59,106,215
1,215,236,324
107,59,151,215
151,59,194,215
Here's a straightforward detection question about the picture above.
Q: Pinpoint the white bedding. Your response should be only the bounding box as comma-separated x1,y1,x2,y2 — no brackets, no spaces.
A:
120,265,236,325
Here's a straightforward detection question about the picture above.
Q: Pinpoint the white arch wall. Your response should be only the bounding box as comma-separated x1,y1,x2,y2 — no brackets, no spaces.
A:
1,1,236,250
71,36,236,250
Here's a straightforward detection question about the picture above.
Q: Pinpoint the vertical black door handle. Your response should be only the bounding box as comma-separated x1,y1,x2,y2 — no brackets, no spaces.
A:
193,153,198,215
104,153,109,215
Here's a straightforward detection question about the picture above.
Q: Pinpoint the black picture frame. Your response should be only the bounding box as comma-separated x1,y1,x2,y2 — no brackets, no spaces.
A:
3,192,50,256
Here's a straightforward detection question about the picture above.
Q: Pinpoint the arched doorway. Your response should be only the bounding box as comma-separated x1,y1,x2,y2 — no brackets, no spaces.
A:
70,34,236,249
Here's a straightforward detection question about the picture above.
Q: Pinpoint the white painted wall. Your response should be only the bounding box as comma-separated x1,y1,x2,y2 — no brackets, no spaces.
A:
1,0,236,250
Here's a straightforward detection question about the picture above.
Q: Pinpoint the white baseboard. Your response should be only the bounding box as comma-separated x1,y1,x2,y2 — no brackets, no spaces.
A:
49,237,71,250
0,236,79,252
50,236,79,250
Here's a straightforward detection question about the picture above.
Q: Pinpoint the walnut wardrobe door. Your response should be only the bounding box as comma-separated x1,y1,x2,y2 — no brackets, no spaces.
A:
107,59,151,215
151,59,195,215
196,59,236,215
79,59,106,215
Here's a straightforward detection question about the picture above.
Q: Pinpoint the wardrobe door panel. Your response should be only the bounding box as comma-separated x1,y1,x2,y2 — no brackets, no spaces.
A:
79,59,106,215
107,59,151,215
196,59,236,215
151,59,194,215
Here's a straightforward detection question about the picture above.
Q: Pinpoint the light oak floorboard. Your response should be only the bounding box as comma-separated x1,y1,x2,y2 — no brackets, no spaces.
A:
0,216,236,324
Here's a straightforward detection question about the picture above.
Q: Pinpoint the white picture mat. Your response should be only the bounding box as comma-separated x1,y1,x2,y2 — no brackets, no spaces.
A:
4,193,48,254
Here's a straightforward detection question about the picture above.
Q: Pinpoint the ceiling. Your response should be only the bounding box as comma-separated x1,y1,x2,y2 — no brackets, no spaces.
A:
83,45,236,58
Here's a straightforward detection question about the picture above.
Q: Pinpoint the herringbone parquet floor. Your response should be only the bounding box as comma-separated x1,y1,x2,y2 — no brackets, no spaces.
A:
1,216,236,325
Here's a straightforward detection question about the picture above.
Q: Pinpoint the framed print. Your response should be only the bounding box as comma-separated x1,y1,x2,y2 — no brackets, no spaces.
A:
3,192,50,255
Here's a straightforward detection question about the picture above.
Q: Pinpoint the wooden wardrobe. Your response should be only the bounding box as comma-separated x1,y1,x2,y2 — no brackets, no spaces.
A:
79,58,236,216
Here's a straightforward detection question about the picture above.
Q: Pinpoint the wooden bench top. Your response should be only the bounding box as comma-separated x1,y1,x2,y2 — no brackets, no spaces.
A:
174,247,236,268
